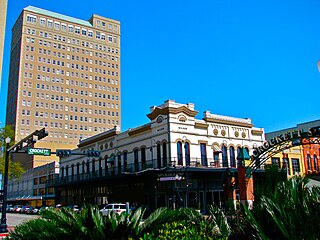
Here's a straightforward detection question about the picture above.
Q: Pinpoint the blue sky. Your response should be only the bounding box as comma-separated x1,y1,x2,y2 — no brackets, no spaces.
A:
1,0,320,133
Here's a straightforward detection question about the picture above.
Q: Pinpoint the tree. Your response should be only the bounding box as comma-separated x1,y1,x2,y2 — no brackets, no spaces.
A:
0,125,24,178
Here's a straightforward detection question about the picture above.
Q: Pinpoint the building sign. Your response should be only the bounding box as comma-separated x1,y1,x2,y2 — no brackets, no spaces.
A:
27,148,51,156
252,129,311,159
157,173,184,182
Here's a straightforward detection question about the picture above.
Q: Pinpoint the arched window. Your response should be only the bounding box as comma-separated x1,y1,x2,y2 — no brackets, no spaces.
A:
229,146,235,167
92,159,95,173
76,163,80,179
123,152,128,171
185,142,190,166
66,165,69,180
134,149,139,171
71,164,75,180
163,142,167,167
314,155,318,171
177,141,183,165
104,155,108,175
157,143,161,168
307,154,312,172
61,167,64,178
86,160,90,173
237,146,242,166
200,143,207,166
99,157,102,176
82,161,85,174
141,147,146,170
117,153,122,174
222,144,228,167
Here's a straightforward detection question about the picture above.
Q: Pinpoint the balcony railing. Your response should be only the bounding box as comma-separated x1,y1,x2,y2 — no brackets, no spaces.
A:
49,157,265,186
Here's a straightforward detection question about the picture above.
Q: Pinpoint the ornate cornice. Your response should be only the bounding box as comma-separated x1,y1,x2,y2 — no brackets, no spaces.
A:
195,122,208,129
204,117,253,128
251,129,264,136
147,106,198,120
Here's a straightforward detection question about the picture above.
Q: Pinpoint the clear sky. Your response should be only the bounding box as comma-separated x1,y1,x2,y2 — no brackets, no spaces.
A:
1,0,320,133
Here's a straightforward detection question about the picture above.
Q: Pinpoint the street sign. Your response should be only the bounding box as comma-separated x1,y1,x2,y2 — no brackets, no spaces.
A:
27,148,51,156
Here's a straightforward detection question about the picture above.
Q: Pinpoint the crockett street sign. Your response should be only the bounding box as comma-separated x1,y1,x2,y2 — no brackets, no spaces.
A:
27,148,51,156
252,128,311,159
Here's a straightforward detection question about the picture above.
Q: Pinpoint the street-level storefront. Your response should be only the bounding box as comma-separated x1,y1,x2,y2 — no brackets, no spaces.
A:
52,165,247,213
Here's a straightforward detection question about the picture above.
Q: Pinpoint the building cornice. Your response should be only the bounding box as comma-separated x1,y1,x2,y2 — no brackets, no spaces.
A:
204,117,253,128
128,123,151,136
78,127,119,148
147,106,198,120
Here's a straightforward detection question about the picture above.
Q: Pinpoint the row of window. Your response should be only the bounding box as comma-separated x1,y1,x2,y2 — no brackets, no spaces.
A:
33,111,119,120
26,15,118,43
39,31,119,51
37,55,118,69
36,74,118,88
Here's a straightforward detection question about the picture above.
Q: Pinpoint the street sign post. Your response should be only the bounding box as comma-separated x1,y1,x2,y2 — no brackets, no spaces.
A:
27,148,51,156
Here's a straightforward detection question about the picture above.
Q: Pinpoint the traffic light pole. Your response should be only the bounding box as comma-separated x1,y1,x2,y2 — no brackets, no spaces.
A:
0,142,10,233
0,128,48,233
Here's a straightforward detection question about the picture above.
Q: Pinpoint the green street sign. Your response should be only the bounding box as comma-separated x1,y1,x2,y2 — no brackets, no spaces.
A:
27,148,51,156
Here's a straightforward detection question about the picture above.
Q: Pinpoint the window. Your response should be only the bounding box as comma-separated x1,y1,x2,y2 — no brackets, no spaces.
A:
306,154,312,172
200,143,207,166
88,30,93,37
26,15,37,23
82,28,87,35
134,149,139,171
314,155,319,171
54,21,60,30
221,144,228,167
292,158,300,174
177,141,183,165
75,27,80,34
184,142,190,166
229,146,236,167
47,20,53,28
40,18,46,25
272,157,280,169
68,25,74,33
61,24,66,31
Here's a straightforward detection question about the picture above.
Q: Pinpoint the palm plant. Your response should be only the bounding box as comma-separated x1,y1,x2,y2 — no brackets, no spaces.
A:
10,205,107,239
241,176,320,240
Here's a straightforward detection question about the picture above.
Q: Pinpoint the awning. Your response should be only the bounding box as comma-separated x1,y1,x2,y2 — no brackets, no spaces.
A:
108,155,115,162
237,147,250,160
212,145,222,152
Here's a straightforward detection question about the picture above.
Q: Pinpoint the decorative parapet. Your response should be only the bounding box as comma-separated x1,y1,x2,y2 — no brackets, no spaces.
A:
203,111,253,128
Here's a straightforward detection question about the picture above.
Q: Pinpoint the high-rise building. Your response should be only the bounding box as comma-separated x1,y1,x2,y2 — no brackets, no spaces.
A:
6,6,121,169
0,0,8,88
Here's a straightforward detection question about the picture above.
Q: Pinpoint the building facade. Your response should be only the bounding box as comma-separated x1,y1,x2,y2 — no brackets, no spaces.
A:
51,100,265,212
0,0,8,87
265,120,320,177
6,6,121,168
7,161,59,208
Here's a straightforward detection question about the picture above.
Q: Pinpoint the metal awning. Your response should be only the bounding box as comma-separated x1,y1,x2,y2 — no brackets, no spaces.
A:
108,155,115,162
237,147,250,160
213,145,222,152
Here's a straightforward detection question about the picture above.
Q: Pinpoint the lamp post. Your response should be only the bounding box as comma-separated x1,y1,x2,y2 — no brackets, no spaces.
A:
0,137,11,233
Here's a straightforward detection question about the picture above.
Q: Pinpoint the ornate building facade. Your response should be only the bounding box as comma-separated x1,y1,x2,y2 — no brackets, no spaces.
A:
52,100,265,212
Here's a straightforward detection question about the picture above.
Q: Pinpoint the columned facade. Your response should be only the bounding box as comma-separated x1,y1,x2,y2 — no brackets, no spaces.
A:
51,100,265,212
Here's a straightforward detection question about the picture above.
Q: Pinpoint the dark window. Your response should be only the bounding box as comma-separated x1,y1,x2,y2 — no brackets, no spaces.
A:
200,143,207,166
177,141,183,165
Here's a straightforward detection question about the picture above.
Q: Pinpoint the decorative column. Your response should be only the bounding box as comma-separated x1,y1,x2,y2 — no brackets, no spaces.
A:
237,147,254,208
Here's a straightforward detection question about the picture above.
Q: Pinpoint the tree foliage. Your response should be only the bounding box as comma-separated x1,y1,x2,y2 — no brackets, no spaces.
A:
0,125,24,178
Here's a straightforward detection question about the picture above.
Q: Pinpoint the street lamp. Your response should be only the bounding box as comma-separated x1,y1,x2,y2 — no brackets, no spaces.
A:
0,137,11,233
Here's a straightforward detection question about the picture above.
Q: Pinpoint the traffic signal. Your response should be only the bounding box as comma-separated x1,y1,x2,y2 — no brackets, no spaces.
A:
34,128,49,141
56,149,72,157
87,150,100,157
